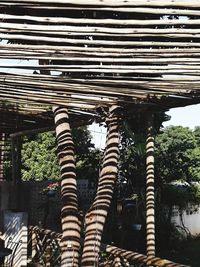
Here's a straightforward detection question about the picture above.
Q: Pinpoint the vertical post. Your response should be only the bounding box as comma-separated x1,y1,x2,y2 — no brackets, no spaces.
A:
146,114,155,265
31,229,37,259
81,105,121,267
11,136,22,183
11,136,22,210
53,106,81,267
0,133,5,181
46,239,52,267
39,59,51,75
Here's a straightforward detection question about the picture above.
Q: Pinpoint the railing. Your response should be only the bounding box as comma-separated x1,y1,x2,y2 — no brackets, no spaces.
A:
28,226,190,267
28,226,61,267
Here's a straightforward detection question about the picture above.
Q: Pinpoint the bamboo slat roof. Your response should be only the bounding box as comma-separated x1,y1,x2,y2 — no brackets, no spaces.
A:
0,0,200,133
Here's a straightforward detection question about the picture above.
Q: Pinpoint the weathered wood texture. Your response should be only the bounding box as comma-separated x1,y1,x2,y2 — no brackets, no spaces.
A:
0,1,200,132
53,107,81,267
30,226,190,267
1,0,200,8
81,105,121,266
146,114,156,265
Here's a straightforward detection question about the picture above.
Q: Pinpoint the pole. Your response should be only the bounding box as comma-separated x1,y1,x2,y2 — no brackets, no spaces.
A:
146,113,155,265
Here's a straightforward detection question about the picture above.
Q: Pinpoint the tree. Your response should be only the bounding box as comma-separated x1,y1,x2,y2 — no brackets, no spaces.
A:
194,126,200,146
21,127,101,182
154,126,200,252
22,132,59,181
119,112,169,190
118,119,200,254
155,126,200,184
118,120,200,213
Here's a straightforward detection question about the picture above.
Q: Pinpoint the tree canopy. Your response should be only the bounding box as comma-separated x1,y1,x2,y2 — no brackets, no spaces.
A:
118,120,200,218
119,112,169,189
21,127,102,182
155,126,200,184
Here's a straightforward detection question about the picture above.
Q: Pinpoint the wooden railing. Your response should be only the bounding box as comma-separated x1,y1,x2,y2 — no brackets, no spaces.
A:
28,226,61,267
28,226,190,267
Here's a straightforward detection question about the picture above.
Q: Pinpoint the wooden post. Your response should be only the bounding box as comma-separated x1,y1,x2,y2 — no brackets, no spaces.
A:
53,106,81,267
11,136,22,183
46,239,52,267
81,105,121,267
11,136,22,210
31,230,37,259
146,114,155,265
112,257,122,267
0,133,5,181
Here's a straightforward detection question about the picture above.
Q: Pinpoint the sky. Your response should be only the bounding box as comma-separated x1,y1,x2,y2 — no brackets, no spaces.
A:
89,103,200,149
163,103,200,129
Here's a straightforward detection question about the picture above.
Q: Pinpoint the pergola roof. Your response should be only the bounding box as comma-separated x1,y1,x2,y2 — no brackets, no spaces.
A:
0,0,200,134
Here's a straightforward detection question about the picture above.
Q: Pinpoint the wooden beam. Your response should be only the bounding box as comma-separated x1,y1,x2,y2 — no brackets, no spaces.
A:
2,33,200,47
1,0,200,8
4,23,200,36
1,5,200,17
3,44,200,54
9,115,98,138
1,13,200,26
3,64,200,71
10,126,54,138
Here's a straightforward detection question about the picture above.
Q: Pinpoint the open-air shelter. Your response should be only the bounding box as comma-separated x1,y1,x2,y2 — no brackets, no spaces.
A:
0,1,200,266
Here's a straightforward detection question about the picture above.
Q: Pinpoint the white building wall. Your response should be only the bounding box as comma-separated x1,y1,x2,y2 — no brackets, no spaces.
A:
171,205,200,236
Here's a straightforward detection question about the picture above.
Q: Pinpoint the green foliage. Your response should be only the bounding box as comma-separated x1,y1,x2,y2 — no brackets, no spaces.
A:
72,127,102,181
21,127,101,181
22,132,59,181
188,147,200,181
153,126,200,252
194,126,200,146
155,126,200,183
119,112,169,189
119,119,200,238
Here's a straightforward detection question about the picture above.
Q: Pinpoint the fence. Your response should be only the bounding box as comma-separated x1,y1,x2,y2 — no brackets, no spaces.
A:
28,226,189,267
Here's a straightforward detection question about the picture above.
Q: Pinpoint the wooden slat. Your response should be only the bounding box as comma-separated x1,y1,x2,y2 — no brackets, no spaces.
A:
0,93,98,109
3,64,200,71
2,44,200,54
1,0,200,8
3,28,200,40
1,5,200,17
3,54,200,64
0,78,158,97
0,0,199,131
2,33,200,48
1,73,199,97
2,72,200,87
2,54,200,63
3,23,200,35
3,55,200,64
1,14,200,26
